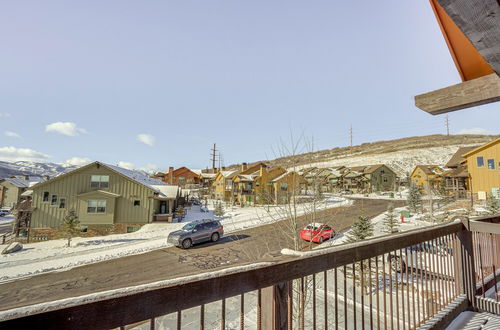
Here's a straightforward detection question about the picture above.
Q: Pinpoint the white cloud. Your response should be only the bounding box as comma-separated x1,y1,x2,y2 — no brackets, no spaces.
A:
45,122,87,136
0,113,11,118
137,133,155,146
0,146,50,161
63,157,92,167
4,131,21,138
117,161,134,170
140,163,160,173
457,127,493,135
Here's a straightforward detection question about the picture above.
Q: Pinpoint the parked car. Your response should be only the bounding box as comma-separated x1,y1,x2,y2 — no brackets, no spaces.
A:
339,189,353,195
388,242,452,273
300,223,336,243
0,209,9,217
168,219,224,249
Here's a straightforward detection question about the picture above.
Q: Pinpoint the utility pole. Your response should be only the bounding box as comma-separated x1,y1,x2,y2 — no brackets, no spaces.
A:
349,124,353,154
210,143,218,172
445,115,450,136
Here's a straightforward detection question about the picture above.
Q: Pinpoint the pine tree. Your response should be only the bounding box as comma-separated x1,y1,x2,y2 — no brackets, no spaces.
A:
63,210,80,247
383,203,399,234
214,201,225,217
346,215,374,243
486,194,500,215
407,184,422,213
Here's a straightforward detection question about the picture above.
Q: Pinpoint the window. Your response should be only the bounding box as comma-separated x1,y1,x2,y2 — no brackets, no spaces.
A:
487,159,495,169
383,177,388,183
51,195,58,206
179,177,186,182
280,183,288,190
133,200,140,206
87,200,106,213
477,156,484,167
127,226,140,233
80,226,88,232
43,191,49,202
90,175,109,188
59,198,66,209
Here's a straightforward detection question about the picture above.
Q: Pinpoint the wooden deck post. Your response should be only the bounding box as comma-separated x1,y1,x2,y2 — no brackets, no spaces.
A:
456,218,477,309
261,282,289,330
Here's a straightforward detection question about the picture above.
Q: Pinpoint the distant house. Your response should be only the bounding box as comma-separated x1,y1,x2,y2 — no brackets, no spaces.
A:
213,168,241,201
410,165,444,191
0,175,46,208
442,146,479,198
463,138,500,198
29,161,180,239
341,165,397,193
270,171,307,204
199,172,217,197
154,167,201,188
303,167,343,193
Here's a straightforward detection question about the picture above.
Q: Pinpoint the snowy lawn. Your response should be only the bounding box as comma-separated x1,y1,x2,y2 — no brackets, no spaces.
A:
0,196,350,283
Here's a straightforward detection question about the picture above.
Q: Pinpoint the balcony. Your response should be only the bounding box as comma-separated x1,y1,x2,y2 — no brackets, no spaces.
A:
2,216,500,329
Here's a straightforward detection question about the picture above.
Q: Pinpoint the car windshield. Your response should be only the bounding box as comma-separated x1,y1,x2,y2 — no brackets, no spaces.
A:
305,225,319,231
182,223,196,231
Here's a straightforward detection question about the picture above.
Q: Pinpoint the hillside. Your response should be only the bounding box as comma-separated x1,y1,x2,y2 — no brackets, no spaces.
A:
245,134,498,176
0,161,78,179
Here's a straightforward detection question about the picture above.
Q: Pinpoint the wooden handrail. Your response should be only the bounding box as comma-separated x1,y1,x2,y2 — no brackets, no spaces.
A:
0,221,464,329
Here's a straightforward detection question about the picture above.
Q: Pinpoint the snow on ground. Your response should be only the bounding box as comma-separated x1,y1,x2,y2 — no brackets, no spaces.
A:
0,196,350,283
300,144,477,177
0,215,14,225
0,262,273,321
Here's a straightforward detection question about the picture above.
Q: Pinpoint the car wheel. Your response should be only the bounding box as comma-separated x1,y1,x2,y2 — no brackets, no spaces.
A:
211,232,220,242
319,236,324,244
182,239,192,249
389,256,406,273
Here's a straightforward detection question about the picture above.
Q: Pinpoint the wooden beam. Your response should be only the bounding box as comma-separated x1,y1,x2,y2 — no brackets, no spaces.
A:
415,73,500,114
437,0,500,76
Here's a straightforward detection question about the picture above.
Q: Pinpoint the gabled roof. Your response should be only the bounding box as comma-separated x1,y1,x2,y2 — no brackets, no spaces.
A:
32,162,172,195
218,170,240,179
463,138,500,158
445,146,479,168
152,185,180,199
2,176,46,188
413,165,442,176
200,173,216,179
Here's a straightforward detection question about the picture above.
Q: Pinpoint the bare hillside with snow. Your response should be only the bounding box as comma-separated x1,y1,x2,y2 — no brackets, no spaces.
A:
260,134,498,176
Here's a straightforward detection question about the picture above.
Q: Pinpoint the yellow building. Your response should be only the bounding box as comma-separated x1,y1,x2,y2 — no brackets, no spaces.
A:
463,138,500,197
270,171,308,204
410,165,444,190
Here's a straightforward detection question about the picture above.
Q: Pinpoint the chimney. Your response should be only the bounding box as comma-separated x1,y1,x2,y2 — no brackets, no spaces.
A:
241,162,248,171
259,163,267,177
222,166,226,171
168,167,174,184
44,175,50,181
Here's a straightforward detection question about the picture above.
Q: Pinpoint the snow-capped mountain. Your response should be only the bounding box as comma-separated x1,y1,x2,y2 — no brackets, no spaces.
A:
0,161,79,179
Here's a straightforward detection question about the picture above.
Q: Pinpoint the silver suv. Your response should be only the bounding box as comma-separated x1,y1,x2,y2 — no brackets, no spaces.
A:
168,219,224,249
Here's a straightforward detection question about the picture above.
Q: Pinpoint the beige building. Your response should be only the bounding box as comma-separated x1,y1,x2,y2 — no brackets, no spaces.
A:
30,162,179,238
0,176,46,208
464,138,500,197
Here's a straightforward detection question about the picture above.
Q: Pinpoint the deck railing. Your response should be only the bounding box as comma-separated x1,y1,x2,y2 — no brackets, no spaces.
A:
1,216,500,329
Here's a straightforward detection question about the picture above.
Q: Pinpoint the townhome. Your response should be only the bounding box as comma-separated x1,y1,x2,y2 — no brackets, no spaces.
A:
29,161,179,239
213,168,240,201
0,175,46,208
270,171,307,204
441,146,478,198
410,165,444,191
154,166,201,188
463,138,500,198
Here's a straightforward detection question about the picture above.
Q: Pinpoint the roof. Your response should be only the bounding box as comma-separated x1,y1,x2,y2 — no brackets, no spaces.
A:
200,173,216,179
236,174,256,182
105,163,167,191
445,146,479,168
151,185,179,199
413,165,442,176
32,161,171,195
463,138,500,158
444,166,469,178
2,176,46,188
218,170,240,179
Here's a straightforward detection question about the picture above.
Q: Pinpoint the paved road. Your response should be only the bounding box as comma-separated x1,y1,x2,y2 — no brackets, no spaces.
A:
0,198,403,311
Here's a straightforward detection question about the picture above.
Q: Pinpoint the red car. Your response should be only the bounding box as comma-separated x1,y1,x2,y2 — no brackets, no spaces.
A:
300,223,336,243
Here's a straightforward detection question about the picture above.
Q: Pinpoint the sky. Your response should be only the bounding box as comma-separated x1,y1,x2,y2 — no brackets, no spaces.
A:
0,1,499,172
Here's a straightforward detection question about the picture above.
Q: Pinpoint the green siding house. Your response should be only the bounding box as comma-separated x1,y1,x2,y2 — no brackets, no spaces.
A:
30,162,179,238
